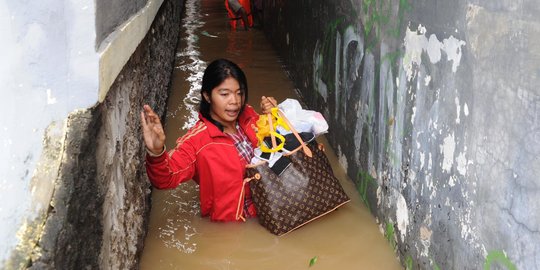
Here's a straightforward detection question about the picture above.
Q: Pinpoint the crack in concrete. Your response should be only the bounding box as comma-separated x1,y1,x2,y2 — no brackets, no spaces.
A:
500,205,540,235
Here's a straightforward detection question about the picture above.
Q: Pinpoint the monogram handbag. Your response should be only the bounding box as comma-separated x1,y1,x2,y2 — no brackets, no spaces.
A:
237,106,350,236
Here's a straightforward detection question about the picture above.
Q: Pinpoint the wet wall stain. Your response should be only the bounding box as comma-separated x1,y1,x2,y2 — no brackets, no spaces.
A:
263,0,539,269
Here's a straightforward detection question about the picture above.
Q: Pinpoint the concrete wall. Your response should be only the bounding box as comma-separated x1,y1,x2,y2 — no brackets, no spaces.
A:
0,0,99,266
0,0,181,268
263,0,540,269
96,0,148,46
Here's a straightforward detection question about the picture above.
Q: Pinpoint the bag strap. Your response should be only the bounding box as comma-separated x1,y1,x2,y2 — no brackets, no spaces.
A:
235,173,261,221
266,98,313,158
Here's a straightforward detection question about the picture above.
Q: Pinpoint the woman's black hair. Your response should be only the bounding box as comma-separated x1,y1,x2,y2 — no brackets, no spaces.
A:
199,58,248,131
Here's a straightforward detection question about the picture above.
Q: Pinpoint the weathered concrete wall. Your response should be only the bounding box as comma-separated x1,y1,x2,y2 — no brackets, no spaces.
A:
1,0,182,268
263,0,540,269
96,0,149,46
31,0,181,269
0,0,99,266
95,0,180,265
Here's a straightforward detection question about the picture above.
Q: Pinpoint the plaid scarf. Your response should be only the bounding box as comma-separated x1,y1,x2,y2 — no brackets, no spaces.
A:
227,124,256,218
226,124,254,166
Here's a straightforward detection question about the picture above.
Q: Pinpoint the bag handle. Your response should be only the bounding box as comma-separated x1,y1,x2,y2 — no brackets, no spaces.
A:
265,98,313,158
236,173,261,221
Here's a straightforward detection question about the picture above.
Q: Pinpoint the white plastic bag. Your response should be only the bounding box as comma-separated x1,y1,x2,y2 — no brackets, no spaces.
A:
277,99,328,136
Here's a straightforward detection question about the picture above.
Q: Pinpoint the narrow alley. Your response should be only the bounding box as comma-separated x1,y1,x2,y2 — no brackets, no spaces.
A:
139,0,401,269
2,0,538,269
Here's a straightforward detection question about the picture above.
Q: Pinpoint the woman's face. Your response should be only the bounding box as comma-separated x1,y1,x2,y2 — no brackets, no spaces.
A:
204,77,245,128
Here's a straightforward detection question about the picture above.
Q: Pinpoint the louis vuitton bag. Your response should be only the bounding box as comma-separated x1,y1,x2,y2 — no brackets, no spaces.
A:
237,103,350,236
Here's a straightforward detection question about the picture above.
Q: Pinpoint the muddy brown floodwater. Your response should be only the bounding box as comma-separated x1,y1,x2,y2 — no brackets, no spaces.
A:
139,0,403,269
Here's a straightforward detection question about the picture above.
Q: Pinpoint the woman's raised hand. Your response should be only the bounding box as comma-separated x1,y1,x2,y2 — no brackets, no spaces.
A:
140,105,166,156
260,96,277,114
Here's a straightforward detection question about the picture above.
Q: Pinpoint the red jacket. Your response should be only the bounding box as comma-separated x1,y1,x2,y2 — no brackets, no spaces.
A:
145,105,259,221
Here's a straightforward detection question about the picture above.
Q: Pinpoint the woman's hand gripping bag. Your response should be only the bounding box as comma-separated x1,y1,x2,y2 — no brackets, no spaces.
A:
245,105,350,236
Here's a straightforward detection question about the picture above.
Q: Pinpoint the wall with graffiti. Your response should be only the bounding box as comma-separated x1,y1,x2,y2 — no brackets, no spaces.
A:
263,0,539,269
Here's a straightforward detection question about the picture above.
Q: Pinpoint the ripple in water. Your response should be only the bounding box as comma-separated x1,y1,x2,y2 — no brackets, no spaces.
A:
159,0,205,253
158,184,200,254
173,0,206,130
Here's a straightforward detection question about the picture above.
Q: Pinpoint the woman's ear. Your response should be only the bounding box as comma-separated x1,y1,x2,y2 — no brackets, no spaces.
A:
202,92,211,103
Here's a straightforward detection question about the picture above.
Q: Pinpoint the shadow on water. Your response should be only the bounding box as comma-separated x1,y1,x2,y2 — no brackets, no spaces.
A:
140,0,402,269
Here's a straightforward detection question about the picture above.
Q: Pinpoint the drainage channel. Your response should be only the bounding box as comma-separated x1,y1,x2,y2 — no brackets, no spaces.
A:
139,0,402,269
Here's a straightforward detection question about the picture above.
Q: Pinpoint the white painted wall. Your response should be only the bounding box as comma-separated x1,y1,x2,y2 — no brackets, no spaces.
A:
0,0,99,264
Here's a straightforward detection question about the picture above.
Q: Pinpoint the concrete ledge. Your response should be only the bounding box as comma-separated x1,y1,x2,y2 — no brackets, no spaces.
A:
97,0,164,102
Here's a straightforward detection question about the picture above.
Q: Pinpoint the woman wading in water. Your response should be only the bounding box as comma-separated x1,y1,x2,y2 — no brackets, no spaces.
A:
141,58,275,221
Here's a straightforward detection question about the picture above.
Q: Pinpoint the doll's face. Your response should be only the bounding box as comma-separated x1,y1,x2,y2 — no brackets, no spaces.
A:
203,77,245,129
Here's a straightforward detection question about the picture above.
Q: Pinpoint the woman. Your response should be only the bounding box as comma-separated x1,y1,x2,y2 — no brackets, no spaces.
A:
141,58,276,221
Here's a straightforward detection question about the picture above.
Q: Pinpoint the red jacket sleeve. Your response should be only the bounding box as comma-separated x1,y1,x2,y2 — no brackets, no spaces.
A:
145,140,197,189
